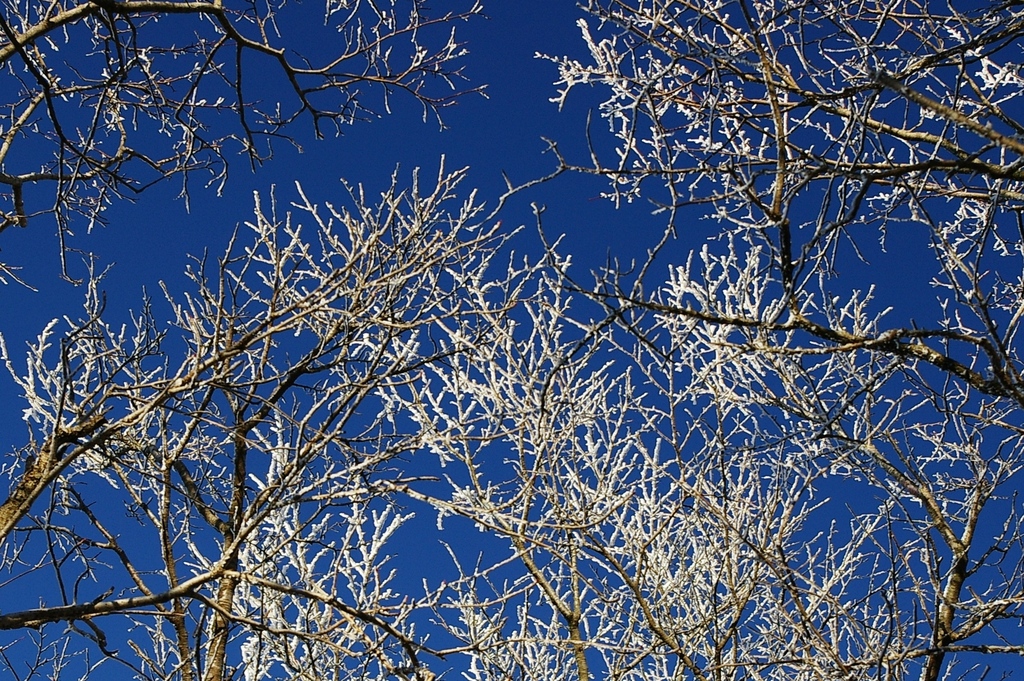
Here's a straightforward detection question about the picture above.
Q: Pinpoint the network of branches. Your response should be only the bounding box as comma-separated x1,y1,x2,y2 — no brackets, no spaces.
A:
1,2,1024,681
0,0,481,276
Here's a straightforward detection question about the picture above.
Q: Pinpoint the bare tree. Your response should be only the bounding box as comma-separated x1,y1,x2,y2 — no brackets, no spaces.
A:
381,2,1024,681
0,163,518,680
6,2,1024,681
0,0,481,275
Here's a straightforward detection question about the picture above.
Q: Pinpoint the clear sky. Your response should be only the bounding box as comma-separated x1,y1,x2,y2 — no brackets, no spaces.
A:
0,1,663,314
0,4,670,674
0,0,933,342
0,0,678,439
2,2,1020,679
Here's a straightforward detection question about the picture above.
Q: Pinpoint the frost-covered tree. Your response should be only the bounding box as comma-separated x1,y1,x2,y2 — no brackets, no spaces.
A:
390,2,1024,681
5,2,1024,681
0,0,481,276
0,165,520,680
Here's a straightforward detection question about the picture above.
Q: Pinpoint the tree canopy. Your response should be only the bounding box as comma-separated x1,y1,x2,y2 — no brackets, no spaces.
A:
2,2,1024,680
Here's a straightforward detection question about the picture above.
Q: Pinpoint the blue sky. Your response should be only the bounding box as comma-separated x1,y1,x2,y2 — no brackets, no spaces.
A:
0,1,662,305
0,0,933,343
2,1,1021,679
0,0,676,441
0,3,670,674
